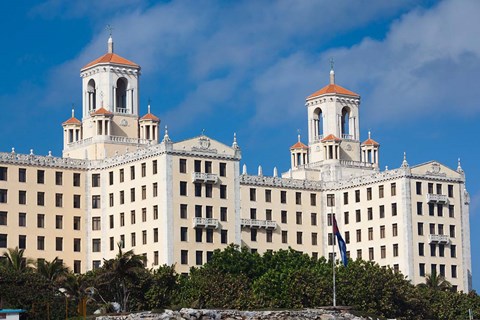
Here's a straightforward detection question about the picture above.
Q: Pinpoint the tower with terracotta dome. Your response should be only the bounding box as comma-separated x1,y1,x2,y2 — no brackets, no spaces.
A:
62,36,160,160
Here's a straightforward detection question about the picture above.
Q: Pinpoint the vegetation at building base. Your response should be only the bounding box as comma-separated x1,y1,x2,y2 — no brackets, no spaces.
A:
0,245,479,320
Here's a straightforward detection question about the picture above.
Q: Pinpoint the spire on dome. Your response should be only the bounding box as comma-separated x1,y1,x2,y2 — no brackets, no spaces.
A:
401,151,409,168
162,125,171,143
106,24,114,53
457,158,464,174
329,57,335,85
232,132,239,150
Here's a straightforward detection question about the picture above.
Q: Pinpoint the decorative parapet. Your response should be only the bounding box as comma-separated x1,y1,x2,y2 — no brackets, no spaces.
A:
65,135,155,150
0,152,89,169
428,234,450,244
191,172,218,184
192,217,219,229
241,219,277,229
426,193,449,204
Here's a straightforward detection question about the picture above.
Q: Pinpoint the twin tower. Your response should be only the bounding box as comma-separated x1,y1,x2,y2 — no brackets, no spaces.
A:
62,36,380,178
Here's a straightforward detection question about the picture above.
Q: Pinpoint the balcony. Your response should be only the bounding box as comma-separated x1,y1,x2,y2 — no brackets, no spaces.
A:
428,234,450,244
241,218,277,230
192,217,219,229
191,172,218,184
426,193,449,204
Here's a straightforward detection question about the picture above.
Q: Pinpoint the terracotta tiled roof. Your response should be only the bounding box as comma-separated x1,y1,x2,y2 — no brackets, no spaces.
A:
62,117,81,125
290,141,308,150
91,107,113,116
82,53,139,70
140,113,160,122
362,138,380,146
321,134,342,142
307,84,359,99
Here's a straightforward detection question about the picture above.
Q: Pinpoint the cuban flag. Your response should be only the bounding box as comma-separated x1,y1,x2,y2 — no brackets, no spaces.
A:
333,216,348,267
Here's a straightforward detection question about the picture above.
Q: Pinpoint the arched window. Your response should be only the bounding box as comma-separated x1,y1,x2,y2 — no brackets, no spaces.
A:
313,108,323,139
116,78,128,112
341,107,350,138
87,79,96,111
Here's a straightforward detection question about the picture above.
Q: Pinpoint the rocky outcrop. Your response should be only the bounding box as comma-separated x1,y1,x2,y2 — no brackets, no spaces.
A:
96,308,367,320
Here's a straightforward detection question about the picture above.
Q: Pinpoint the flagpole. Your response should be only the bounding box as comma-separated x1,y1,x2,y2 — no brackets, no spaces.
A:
332,212,336,308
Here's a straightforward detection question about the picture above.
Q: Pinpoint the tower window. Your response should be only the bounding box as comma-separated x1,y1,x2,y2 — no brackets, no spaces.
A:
116,78,128,112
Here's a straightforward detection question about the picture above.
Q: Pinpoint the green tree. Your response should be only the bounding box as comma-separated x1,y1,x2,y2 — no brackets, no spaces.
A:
145,264,179,309
1,247,34,272
36,257,70,284
98,243,146,312
417,271,452,291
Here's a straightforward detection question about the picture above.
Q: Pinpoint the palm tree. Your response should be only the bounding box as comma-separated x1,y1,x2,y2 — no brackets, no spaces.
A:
37,257,70,284
418,271,452,291
0,247,34,272
99,243,146,312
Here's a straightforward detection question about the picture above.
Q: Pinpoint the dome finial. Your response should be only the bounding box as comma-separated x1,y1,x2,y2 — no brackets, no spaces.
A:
401,151,409,168
329,57,335,84
368,130,371,139
106,24,114,53
162,125,171,143
457,158,464,174
147,98,151,114
71,104,75,118
297,129,301,142
232,132,239,150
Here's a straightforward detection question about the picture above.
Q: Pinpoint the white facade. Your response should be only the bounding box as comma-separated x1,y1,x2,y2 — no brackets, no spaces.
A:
0,37,471,292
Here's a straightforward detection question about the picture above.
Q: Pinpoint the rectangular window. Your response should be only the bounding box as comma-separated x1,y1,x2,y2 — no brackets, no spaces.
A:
142,230,147,245
367,207,373,220
249,208,256,219
55,171,63,185
153,205,158,220
296,212,302,225
419,243,424,256
428,183,433,194
194,160,201,173
92,174,100,187
438,224,444,235
37,170,45,184
205,161,212,173
55,193,63,207
141,162,146,177
206,206,213,219
206,229,213,243
379,205,385,218
311,212,317,226
131,210,136,224
142,185,147,200
357,249,362,260
417,222,423,236
74,238,81,252
369,247,374,260
18,191,26,205
419,263,425,277
344,212,349,224
368,227,373,241
343,192,348,205
179,159,187,173
391,183,397,196
37,192,45,206
180,204,188,219
73,173,81,186
131,233,136,246
437,204,443,217
392,223,398,237
250,188,256,201
311,232,317,245
381,245,386,259
281,191,287,204
327,194,335,207
450,225,456,238
282,231,288,243
221,230,228,244
92,217,101,230
0,167,7,181
119,213,125,227
367,187,372,200
265,189,272,203
296,231,302,245
448,184,454,197
430,223,435,235
380,225,385,238
251,229,257,241
195,205,202,218
56,237,63,251
417,202,423,215
37,236,44,250
355,190,360,202
119,169,124,183
267,230,273,243
205,184,212,198
429,203,435,216
356,229,361,242
310,193,316,206
18,168,26,182
109,171,114,185
416,181,422,195
37,214,45,228
152,160,158,174
195,183,202,197
439,244,445,257
451,265,457,278
393,244,399,257
130,166,135,180
449,205,455,218
153,251,159,266
220,207,227,221
0,211,7,225
436,184,442,195
355,209,361,222
92,239,101,252
439,264,445,277
220,185,227,199
18,213,26,227
266,209,272,221
130,188,135,202
345,231,350,244
74,216,81,230
430,244,436,257
281,210,287,223
196,251,203,265
181,227,188,241
391,203,397,216
142,208,147,222
55,215,63,229
109,215,114,229
379,185,384,198
109,193,114,207
196,229,203,242
219,162,226,177
451,245,456,258
92,195,101,209
327,213,333,226
153,182,158,197
295,192,302,205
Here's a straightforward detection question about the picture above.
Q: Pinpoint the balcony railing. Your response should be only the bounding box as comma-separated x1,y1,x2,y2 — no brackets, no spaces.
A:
241,218,277,230
191,172,218,184
192,217,219,229
342,134,353,140
428,234,450,244
426,193,449,204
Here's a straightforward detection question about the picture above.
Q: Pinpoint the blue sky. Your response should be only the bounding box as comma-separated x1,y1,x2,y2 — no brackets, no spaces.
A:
1,0,479,289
